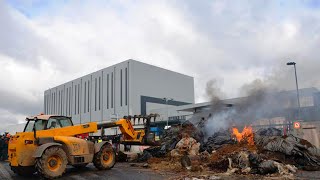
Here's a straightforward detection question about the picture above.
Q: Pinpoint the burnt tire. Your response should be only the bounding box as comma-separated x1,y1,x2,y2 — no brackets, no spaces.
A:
93,144,116,170
35,146,67,179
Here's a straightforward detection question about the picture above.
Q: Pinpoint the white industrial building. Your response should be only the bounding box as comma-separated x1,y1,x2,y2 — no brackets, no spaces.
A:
44,59,194,125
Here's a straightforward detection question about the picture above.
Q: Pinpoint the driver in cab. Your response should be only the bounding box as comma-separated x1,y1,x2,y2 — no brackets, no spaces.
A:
49,121,60,129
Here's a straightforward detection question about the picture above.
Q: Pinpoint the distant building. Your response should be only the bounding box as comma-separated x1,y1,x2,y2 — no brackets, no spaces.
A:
166,87,320,125
44,59,194,124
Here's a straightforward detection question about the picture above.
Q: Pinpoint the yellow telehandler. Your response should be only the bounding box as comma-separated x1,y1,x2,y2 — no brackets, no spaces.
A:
8,113,158,179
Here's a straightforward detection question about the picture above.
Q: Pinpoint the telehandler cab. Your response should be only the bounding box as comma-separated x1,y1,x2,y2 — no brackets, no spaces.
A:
8,113,158,179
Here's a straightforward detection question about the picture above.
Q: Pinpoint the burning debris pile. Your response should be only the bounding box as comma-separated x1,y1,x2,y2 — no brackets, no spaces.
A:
161,121,204,151
201,129,235,153
137,121,204,162
136,80,320,178
140,123,320,178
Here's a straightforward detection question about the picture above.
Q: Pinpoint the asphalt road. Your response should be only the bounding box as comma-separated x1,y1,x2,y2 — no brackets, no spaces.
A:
3,161,320,180
0,161,168,180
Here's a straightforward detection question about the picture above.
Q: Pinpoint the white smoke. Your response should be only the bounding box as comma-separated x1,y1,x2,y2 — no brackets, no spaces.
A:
202,78,296,138
204,109,236,138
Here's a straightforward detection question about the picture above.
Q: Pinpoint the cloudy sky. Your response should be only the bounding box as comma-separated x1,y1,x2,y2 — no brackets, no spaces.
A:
1,0,320,126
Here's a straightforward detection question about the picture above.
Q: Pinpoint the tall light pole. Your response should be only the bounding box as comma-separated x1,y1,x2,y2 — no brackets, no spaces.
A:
163,97,173,128
287,61,301,120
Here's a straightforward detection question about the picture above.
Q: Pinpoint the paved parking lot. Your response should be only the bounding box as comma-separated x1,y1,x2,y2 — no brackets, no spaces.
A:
0,161,167,180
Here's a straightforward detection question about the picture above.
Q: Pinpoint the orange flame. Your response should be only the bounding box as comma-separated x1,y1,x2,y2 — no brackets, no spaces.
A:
232,126,254,145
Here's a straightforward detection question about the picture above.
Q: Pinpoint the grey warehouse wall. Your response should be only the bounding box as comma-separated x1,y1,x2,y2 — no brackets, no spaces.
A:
44,59,194,124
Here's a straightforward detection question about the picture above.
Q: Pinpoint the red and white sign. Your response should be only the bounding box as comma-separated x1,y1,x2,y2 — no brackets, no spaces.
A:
294,122,301,129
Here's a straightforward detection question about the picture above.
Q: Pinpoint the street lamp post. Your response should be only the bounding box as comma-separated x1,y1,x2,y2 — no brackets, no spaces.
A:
163,97,173,128
287,61,301,120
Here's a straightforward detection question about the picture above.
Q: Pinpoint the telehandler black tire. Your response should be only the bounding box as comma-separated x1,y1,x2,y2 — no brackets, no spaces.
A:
35,146,67,179
93,144,116,170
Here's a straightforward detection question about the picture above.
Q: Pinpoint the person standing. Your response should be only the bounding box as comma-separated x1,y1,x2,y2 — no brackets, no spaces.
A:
2,134,9,161
0,135,3,161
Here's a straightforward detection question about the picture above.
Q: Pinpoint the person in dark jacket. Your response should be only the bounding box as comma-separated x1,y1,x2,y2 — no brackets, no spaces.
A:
2,134,9,161
3,134,10,160
0,135,4,161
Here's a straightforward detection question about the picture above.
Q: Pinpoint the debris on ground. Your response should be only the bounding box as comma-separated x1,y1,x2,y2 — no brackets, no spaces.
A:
137,121,203,162
143,125,320,179
116,151,128,162
201,130,235,153
255,128,320,170
171,133,200,158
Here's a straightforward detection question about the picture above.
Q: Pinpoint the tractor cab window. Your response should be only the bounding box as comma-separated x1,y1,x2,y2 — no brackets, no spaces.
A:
47,119,61,129
35,120,47,130
58,117,73,127
24,120,35,132
46,117,72,129
24,119,47,132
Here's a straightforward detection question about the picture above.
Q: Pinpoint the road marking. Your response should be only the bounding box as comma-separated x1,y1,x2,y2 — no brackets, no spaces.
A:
0,163,13,180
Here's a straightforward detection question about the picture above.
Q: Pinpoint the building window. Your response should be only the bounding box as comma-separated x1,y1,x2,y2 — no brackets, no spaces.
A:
107,74,109,109
58,92,59,114
111,72,113,108
44,95,46,114
48,94,49,113
45,95,47,114
61,90,63,115
99,76,101,110
59,91,61,115
66,88,68,115
51,93,53,114
69,87,71,116
53,93,56,114
53,93,55,114
74,86,77,115
84,82,87,113
125,67,128,106
59,91,61,114
46,95,47,114
78,84,80,114
95,78,97,111
88,81,90,112
120,69,123,107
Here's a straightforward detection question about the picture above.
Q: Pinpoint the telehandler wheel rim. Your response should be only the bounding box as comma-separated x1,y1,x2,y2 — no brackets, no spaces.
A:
47,155,62,171
102,151,113,165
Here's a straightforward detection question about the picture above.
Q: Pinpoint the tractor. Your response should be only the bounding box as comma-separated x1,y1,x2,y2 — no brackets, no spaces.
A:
8,113,158,179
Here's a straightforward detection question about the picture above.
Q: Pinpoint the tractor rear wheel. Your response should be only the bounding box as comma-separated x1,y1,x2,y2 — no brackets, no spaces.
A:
35,146,67,179
93,144,116,170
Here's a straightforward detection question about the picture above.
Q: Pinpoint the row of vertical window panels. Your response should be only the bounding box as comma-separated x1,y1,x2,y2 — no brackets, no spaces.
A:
44,68,128,115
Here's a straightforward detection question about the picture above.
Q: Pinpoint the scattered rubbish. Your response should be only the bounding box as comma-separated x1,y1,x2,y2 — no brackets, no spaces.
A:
255,129,320,169
201,130,234,153
116,151,128,162
138,125,320,179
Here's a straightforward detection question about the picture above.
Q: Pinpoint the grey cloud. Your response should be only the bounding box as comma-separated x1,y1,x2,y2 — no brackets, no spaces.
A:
1,0,320,126
0,89,41,116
